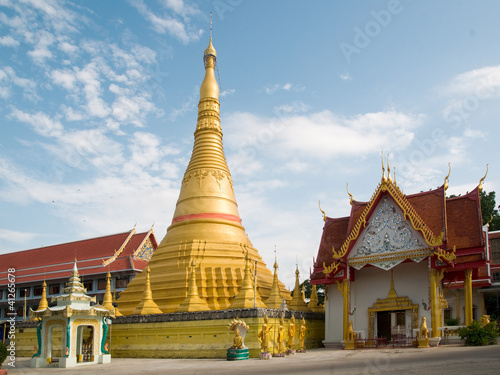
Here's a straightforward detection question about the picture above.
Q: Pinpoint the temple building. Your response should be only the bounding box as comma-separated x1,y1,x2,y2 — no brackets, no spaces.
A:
0,227,156,337
311,160,492,347
116,34,289,315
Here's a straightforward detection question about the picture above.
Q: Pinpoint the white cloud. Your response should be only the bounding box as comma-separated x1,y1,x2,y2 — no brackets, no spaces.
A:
224,109,422,162
50,68,76,90
0,35,19,47
443,65,500,97
162,0,200,17
27,30,55,64
130,0,202,44
0,66,37,99
10,108,63,137
220,88,235,97
0,228,40,245
273,101,310,114
340,73,352,81
264,83,304,95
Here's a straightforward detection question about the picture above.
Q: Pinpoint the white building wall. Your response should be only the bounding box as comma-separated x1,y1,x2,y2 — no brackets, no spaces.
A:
324,284,343,346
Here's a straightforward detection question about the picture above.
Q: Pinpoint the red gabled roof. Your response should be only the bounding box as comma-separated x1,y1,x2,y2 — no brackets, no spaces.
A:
311,178,486,285
446,187,484,250
311,216,349,282
0,230,156,286
406,185,446,241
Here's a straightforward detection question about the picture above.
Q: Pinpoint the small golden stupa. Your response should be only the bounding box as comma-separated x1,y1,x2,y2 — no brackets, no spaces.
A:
117,33,289,314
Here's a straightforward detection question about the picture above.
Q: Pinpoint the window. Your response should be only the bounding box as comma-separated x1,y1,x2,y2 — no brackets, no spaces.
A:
0,289,4,300
116,278,129,289
33,286,43,296
84,281,93,292
493,272,500,283
444,308,451,321
19,288,30,298
98,279,106,290
17,306,24,317
490,238,500,264
49,284,60,295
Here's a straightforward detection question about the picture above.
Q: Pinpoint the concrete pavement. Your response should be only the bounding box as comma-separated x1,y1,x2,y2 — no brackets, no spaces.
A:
6,345,500,375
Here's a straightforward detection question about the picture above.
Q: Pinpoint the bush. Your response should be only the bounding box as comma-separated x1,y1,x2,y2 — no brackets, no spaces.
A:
444,317,461,326
0,341,7,369
457,320,499,346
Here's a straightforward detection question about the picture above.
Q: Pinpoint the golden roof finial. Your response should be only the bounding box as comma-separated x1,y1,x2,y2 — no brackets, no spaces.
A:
346,183,354,205
393,166,397,186
479,164,488,193
387,154,392,182
444,162,451,191
381,151,387,182
318,200,326,222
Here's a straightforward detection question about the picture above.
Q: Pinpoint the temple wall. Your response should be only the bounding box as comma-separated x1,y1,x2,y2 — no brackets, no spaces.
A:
351,261,432,338
14,309,324,359
324,285,343,347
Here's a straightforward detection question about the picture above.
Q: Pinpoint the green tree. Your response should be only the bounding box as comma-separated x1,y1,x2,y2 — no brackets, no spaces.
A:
480,191,500,231
299,279,325,305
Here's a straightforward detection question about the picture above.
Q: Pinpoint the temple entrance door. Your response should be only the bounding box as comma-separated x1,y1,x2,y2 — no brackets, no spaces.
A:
377,311,391,340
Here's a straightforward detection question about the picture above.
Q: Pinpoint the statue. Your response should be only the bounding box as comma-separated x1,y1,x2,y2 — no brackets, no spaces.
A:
287,315,296,350
419,317,429,339
233,328,244,349
257,315,272,352
347,321,355,341
418,317,430,348
480,315,491,326
298,318,306,351
277,316,285,353
344,321,355,350
227,318,249,360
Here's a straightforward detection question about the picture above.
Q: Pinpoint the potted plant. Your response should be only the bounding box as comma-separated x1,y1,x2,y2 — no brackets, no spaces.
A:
0,341,8,374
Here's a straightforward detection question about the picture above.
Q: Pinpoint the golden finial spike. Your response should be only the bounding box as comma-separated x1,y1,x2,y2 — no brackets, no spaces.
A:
393,166,397,186
444,162,451,191
346,183,354,205
479,164,488,193
318,200,326,222
381,151,386,182
210,12,212,39
387,154,392,182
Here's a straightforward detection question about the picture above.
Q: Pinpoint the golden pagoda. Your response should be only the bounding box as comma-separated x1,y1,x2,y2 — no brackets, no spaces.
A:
117,34,288,315
288,266,310,312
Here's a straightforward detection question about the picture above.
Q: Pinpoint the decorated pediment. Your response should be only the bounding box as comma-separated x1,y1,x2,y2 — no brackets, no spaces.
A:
348,197,433,270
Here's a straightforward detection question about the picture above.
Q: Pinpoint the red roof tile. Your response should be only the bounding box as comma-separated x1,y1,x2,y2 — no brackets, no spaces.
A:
0,231,156,286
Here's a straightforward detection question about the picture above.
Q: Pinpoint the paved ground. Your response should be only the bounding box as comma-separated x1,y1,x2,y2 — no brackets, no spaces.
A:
6,345,500,375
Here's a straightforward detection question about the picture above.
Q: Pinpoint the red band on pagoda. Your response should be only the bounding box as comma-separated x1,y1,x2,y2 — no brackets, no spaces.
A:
172,213,242,224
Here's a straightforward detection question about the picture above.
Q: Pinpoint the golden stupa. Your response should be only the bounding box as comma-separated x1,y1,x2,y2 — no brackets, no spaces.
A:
117,35,289,314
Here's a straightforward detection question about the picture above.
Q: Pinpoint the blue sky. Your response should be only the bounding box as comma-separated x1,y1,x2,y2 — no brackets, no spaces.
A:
1,0,500,288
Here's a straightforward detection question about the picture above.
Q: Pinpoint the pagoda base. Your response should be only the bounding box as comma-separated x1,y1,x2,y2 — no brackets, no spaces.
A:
15,310,325,359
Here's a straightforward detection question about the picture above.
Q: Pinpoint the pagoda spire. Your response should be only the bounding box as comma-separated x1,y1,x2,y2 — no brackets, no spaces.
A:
265,250,284,309
308,284,323,312
230,252,267,309
102,270,114,310
36,280,48,312
134,266,162,315
176,261,211,312
288,266,310,312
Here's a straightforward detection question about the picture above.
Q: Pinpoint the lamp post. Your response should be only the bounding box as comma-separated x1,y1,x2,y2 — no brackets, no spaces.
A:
254,260,257,309
23,289,27,321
